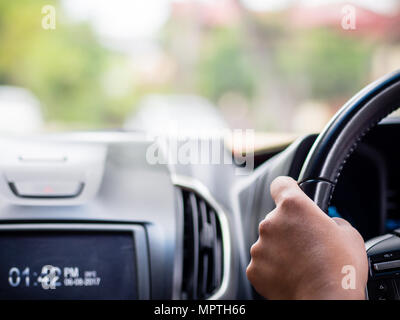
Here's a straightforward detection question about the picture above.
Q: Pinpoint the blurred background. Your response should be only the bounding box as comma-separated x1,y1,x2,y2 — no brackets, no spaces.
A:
0,0,400,140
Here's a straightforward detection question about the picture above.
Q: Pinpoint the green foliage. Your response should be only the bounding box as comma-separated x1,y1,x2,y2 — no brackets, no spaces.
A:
277,28,373,100
196,28,255,102
0,0,134,128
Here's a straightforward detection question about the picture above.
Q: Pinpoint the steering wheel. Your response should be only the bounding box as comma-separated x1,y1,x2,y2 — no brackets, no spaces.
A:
297,70,400,300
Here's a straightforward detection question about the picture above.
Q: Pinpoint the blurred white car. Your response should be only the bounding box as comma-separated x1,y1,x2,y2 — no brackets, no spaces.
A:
0,86,43,134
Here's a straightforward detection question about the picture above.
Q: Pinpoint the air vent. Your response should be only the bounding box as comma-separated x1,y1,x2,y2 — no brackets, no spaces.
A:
179,189,224,299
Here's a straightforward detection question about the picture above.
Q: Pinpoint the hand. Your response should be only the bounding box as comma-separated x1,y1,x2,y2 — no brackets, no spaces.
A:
246,176,368,300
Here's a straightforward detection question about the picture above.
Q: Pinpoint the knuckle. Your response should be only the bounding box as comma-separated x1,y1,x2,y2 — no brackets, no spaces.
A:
279,191,301,211
250,242,260,258
246,261,260,283
258,219,271,235
246,263,255,281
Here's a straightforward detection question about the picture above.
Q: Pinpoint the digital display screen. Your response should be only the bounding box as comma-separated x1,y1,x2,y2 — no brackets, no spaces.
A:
0,231,137,299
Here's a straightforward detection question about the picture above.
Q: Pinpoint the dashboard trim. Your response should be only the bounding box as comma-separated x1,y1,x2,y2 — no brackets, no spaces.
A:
171,174,232,300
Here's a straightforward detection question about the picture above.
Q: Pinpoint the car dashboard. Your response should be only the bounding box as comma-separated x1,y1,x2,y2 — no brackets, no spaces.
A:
0,118,399,300
0,132,244,300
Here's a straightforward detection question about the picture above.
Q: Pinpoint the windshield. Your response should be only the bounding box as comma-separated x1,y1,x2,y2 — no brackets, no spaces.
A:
1,0,399,135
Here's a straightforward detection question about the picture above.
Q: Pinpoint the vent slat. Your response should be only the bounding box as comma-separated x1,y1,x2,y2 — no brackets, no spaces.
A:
189,192,199,299
200,254,209,297
209,210,220,290
180,188,224,299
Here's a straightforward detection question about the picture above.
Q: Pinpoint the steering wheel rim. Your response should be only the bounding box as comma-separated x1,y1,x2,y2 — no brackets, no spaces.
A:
298,70,400,212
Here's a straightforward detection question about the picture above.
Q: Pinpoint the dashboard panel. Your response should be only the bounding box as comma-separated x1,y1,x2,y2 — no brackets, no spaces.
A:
0,133,242,300
1,119,399,300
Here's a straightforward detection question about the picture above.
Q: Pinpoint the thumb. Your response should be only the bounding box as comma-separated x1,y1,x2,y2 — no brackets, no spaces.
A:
270,176,310,206
270,176,332,220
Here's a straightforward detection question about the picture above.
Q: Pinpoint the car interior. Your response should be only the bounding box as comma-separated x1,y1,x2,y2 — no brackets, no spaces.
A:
1,71,400,300
2,0,400,301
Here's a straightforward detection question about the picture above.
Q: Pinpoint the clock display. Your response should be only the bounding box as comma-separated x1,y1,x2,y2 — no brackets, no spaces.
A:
0,231,137,299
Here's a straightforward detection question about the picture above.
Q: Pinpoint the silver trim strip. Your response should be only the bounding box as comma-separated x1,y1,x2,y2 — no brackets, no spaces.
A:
171,174,232,300
373,259,400,271
365,234,393,251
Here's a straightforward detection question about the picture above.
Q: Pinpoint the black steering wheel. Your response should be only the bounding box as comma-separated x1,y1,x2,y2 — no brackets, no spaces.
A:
297,70,400,300
298,70,400,211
